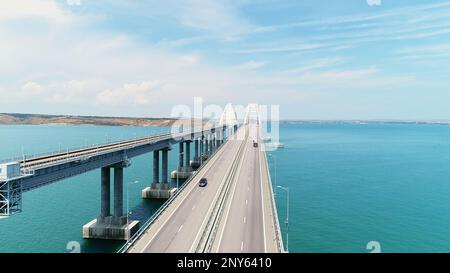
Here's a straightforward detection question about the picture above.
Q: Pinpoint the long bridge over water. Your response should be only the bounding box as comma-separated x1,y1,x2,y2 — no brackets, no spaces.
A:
0,104,284,253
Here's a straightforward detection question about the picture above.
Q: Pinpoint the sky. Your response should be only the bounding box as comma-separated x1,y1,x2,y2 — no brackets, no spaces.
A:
0,0,450,120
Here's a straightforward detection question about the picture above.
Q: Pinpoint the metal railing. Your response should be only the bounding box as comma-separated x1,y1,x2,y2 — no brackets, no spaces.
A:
0,126,210,165
0,130,168,164
261,142,285,253
117,133,230,253
195,127,248,253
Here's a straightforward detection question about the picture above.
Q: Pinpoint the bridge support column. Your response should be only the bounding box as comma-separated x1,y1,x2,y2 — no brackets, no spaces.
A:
83,162,139,240
222,126,226,144
216,131,221,147
113,166,126,225
162,149,168,185
201,135,208,162
171,141,193,180
142,148,175,199
151,150,159,188
185,140,191,167
179,142,184,169
209,134,214,154
98,167,110,224
190,139,200,168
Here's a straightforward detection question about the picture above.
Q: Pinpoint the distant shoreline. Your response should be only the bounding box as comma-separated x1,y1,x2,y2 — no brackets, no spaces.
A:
280,120,450,125
0,113,197,127
1,113,449,127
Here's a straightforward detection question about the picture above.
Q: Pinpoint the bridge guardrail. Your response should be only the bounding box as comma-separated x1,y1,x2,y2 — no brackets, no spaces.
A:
117,133,230,253
195,127,248,253
0,126,211,165
261,142,285,253
0,131,169,165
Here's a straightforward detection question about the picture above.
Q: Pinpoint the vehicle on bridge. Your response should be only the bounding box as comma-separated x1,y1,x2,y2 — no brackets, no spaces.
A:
253,140,258,148
199,177,208,187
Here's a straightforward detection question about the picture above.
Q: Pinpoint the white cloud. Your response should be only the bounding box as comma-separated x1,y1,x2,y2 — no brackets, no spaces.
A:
15,80,91,104
96,81,163,106
0,0,76,23
282,58,343,74
367,0,381,6
67,0,81,6
22,82,45,95
248,1,450,51
179,0,253,40
235,60,266,70
229,43,324,54
0,0,429,119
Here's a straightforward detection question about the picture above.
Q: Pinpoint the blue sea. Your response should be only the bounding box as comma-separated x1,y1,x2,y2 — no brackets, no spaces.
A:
1,122,450,252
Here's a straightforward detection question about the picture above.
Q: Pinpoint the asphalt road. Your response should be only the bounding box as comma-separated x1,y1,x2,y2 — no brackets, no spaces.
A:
129,128,246,253
127,124,281,253
213,124,265,252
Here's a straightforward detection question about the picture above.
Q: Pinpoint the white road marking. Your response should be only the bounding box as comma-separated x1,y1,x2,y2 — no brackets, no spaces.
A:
192,205,196,211
177,225,183,233
241,241,244,251
189,141,243,253
246,199,248,205
243,217,246,224
215,137,250,251
138,141,228,253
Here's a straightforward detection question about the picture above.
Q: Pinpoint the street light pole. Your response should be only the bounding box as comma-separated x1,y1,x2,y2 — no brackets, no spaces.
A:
269,154,277,197
126,180,139,245
277,185,289,253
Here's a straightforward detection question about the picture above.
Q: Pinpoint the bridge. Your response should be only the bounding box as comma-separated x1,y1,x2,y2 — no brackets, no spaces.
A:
121,104,283,252
0,104,283,252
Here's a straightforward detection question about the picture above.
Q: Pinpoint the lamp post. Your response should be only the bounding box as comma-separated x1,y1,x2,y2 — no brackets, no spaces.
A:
269,154,277,197
277,185,289,253
126,180,139,245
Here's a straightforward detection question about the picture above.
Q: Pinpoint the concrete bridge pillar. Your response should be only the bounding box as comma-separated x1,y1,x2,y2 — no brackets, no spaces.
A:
210,134,214,153
99,167,110,223
194,139,199,159
113,166,126,225
84,161,139,241
162,149,168,184
152,150,159,187
222,126,226,144
201,135,207,162
171,141,193,181
190,139,201,168
142,148,175,199
185,141,191,168
216,131,221,147
178,142,184,168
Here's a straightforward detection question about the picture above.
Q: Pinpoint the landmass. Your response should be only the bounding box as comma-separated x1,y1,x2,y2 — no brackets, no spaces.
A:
0,113,200,127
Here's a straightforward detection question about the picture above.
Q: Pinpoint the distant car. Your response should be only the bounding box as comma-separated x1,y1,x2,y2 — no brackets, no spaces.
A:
253,140,258,148
199,177,208,187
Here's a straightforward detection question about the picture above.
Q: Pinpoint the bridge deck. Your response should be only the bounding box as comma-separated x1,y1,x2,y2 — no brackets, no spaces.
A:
126,124,283,253
127,128,244,252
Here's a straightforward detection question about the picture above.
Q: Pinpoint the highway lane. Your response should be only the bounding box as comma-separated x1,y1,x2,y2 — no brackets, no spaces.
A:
214,124,265,253
128,127,246,253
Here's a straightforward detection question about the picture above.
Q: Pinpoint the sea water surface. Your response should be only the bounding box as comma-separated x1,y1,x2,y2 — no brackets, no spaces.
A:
1,122,450,252
267,122,450,253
